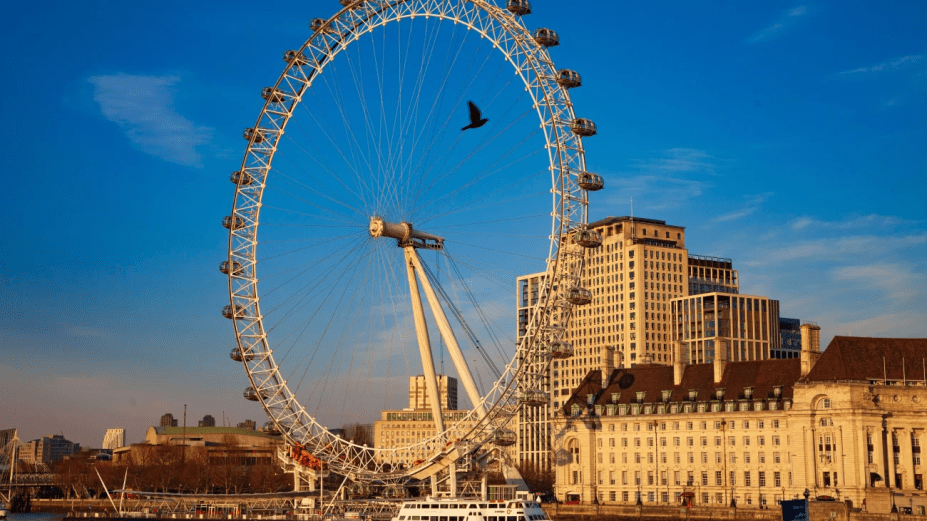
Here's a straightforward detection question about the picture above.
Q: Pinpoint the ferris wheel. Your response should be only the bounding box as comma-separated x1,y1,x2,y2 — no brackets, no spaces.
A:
222,0,603,485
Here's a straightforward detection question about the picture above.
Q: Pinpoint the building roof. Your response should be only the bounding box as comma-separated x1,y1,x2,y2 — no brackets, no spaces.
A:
562,358,801,414
803,336,927,383
151,426,273,438
588,216,682,229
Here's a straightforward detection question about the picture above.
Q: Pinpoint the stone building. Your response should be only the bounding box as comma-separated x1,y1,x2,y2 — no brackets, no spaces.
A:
102,428,125,450
18,434,80,464
551,330,927,514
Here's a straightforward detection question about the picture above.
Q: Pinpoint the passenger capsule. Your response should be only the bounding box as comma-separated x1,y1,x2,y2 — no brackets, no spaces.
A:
222,304,246,319
230,347,256,362
577,171,604,191
283,50,309,66
219,260,244,276
506,0,531,16
556,69,582,89
243,128,266,143
261,87,286,104
545,340,574,359
532,28,559,48
570,118,597,137
263,421,282,436
520,390,548,407
244,386,267,401
222,215,245,230
491,429,517,446
565,286,592,306
230,170,254,186
571,227,603,248
310,18,330,33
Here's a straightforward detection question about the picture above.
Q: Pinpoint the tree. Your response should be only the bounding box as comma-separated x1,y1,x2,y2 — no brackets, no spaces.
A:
341,423,373,447
516,461,555,494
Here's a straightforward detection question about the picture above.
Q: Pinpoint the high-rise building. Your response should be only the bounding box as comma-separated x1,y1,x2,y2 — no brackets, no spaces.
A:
160,413,178,427
0,429,18,462
671,293,781,364
237,419,257,430
198,415,216,427
554,216,689,407
776,318,802,359
409,375,458,411
687,255,739,295
18,434,80,464
102,428,125,450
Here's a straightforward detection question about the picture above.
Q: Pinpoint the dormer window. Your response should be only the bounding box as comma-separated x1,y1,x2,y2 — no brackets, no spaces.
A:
587,393,595,405
661,390,672,402
571,403,582,417
594,405,604,416
636,391,646,403
773,386,783,398
688,389,699,401
744,387,754,399
611,392,620,404
715,388,725,400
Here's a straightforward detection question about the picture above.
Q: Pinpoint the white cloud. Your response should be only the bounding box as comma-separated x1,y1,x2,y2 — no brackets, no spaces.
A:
715,193,773,222
601,148,721,211
88,74,213,167
790,214,921,231
839,54,924,75
743,233,927,266
747,5,808,43
831,263,925,306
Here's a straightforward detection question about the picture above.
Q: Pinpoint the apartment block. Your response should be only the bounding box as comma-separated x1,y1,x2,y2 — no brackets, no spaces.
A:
671,293,782,364
776,318,802,359
18,434,80,465
102,428,125,450
409,374,458,411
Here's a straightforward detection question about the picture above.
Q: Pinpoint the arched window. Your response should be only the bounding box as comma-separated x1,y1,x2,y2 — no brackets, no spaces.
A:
568,439,580,463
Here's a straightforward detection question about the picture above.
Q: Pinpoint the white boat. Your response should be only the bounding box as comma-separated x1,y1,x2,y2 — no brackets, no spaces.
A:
391,498,550,521
0,502,8,520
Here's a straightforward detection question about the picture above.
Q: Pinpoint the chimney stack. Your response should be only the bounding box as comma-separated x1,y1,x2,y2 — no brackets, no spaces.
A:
800,323,822,378
713,339,728,384
602,345,615,388
674,340,686,386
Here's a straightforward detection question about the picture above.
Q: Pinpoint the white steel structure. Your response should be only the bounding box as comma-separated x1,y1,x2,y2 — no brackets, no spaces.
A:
222,0,602,486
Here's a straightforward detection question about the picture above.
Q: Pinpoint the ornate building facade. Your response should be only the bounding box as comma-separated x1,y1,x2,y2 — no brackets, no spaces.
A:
551,330,927,514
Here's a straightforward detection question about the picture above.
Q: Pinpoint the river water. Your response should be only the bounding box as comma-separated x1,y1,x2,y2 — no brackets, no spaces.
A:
8,514,65,521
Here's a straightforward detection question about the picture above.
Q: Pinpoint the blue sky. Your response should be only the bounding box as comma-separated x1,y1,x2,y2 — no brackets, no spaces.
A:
1,1,925,448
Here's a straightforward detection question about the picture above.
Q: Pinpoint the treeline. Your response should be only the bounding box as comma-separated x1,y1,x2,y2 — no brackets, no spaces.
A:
55,443,290,497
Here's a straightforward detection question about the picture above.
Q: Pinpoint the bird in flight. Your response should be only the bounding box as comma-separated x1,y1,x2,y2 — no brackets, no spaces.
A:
461,101,488,131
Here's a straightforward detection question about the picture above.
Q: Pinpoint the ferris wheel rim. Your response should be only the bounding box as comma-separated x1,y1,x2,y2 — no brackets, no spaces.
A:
225,0,592,482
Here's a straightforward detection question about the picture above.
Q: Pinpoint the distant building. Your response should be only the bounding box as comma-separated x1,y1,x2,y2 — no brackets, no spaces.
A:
102,428,126,450
776,318,802,359
671,293,781,364
143,426,279,448
0,428,18,462
198,415,216,427
237,419,256,430
18,434,80,464
160,413,178,427
409,374,458,411
687,255,739,295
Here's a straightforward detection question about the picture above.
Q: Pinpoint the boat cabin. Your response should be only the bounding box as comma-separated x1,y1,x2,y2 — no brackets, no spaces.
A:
393,499,550,521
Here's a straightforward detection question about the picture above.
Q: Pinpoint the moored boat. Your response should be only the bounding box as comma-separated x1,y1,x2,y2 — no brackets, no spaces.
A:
391,498,549,521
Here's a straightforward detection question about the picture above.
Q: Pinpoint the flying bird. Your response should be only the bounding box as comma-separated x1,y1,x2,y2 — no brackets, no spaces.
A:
461,101,488,131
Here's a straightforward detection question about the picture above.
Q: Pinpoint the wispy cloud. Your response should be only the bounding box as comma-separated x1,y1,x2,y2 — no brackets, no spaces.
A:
790,214,921,231
839,54,924,75
602,148,723,211
744,233,927,266
747,5,808,44
832,263,925,306
715,193,773,222
88,74,213,167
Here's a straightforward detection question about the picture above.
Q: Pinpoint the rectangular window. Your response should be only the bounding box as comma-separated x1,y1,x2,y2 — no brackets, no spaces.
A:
688,452,694,464
622,471,628,485
758,436,765,446
759,452,766,464
743,436,751,446
744,471,751,487
730,471,736,486
702,472,709,486
673,437,680,446
729,436,736,446
730,453,737,464
701,436,708,446
635,471,641,485
759,471,766,487
774,472,781,487
773,452,780,464
701,452,708,464
715,452,722,464
744,452,751,464
716,471,723,485
622,491,629,502
648,471,654,485
674,470,680,485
